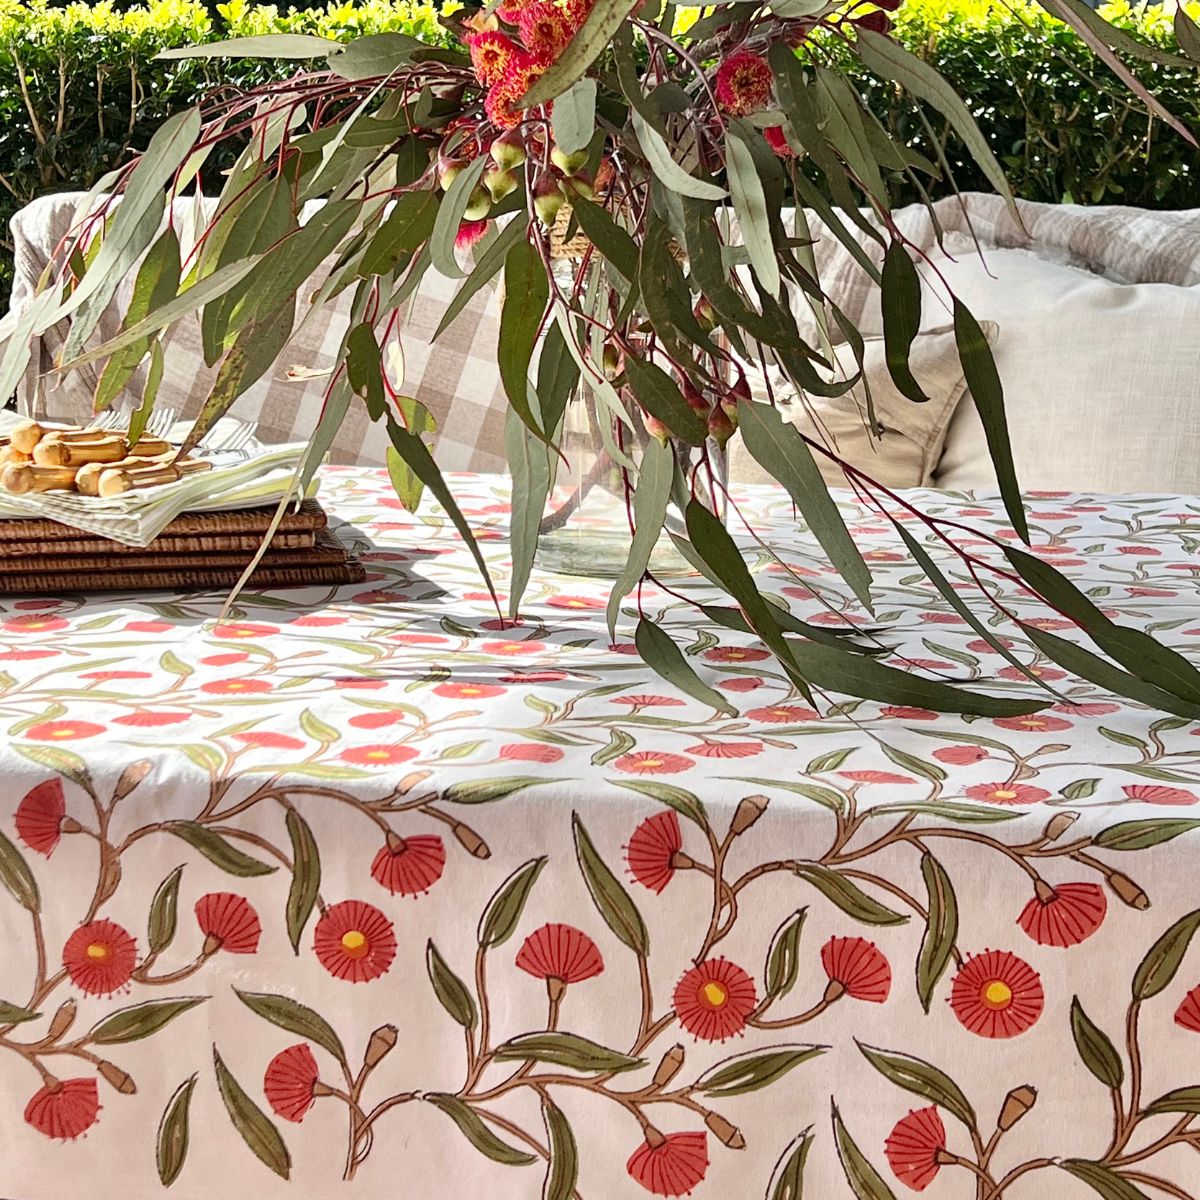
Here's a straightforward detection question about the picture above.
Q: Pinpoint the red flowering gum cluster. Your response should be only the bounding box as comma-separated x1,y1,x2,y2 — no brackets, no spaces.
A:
466,0,592,132
715,50,773,116
714,48,795,159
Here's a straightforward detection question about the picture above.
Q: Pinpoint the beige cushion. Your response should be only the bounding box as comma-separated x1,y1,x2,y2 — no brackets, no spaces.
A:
733,325,988,489
874,233,1200,493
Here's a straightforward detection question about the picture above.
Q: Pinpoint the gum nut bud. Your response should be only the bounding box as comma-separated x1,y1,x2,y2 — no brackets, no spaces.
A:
485,167,519,203
718,395,740,430
437,156,465,191
693,296,717,331
652,1044,686,1088
730,794,768,836
1043,811,1079,841
567,170,595,200
643,1125,667,1150
641,410,671,445
490,129,526,171
704,1110,745,1149
1108,871,1150,910
533,181,566,228
47,999,76,1041
463,186,492,222
114,759,152,800
61,816,84,834
602,345,621,377
364,1024,399,1069
98,1060,137,1095
998,1085,1037,1130
682,379,709,415
708,406,736,445
550,145,590,176
452,821,491,859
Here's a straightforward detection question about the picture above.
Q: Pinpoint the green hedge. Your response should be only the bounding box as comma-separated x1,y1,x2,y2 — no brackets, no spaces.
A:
1,0,1198,305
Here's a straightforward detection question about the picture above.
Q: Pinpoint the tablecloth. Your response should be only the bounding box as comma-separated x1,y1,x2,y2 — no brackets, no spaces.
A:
2,470,1200,1200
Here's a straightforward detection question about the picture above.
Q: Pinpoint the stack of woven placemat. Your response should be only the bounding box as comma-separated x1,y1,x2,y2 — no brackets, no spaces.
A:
0,500,365,594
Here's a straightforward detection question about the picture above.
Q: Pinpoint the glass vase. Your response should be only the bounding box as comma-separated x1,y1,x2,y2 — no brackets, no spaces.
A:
535,386,728,579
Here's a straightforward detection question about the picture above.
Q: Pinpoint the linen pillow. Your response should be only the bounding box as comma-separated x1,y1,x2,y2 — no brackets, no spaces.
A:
732,325,990,490
861,232,1200,493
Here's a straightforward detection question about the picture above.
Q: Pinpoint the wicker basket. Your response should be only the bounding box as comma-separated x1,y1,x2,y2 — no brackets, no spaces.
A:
550,203,686,263
550,205,592,260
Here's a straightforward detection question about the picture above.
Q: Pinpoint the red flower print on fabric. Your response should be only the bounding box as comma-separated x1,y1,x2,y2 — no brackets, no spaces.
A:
933,745,988,765
348,711,405,730
821,936,891,1003
195,893,262,954
313,900,397,983
1175,984,1200,1033
24,720,105,741
613,752,694,775
433,682,505,699
200,678,273,695
964,783,1050,807
950,950,1044,1038
627,1131,709,1196
885,1106,946,1191
371,834,445,896
1017,882,1106,947
992,715,1073,733
339,745,419,766
546,595,605,610
212,623,278,639
4,615,69,633
516,923,604,997
24,1078,100,1140
264,1044,320,1122
500,669,567,684
62,920,137,995
838,771,914,785
702,646,770,663
112,710,192,727
745,705,820,724
1123,785,1198,806
718,676,764,692
673,958,756,1042
480,640,546,656
879,706,938,721
16,778,66,856
626,811,683,894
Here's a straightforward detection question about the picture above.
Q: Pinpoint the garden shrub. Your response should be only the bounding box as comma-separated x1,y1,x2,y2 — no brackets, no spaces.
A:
0,0,1196,304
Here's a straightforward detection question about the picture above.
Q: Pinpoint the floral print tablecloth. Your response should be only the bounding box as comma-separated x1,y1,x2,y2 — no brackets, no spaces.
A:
3,470,1200,1200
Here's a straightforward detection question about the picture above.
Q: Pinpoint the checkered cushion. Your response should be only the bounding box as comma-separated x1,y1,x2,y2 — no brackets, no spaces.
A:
9,192,508,471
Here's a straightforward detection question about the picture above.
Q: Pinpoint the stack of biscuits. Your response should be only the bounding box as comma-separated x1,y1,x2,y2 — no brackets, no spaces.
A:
0,419,212,498
0,422,365,595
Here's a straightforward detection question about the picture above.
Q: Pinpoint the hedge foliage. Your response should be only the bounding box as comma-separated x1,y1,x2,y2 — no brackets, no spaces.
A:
1,0,1198,302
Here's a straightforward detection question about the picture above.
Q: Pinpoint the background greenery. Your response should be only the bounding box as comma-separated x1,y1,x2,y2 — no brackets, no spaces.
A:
1,0,1197,304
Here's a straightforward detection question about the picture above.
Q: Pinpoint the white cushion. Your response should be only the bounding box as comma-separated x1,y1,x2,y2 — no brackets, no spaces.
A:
857,233,1200,493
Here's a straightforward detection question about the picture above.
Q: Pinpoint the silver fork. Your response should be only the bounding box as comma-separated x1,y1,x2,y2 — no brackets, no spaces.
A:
87,406,179,437
197,420,258,456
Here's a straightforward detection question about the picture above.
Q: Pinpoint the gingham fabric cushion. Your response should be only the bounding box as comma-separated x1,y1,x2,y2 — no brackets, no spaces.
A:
9,193,508,471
